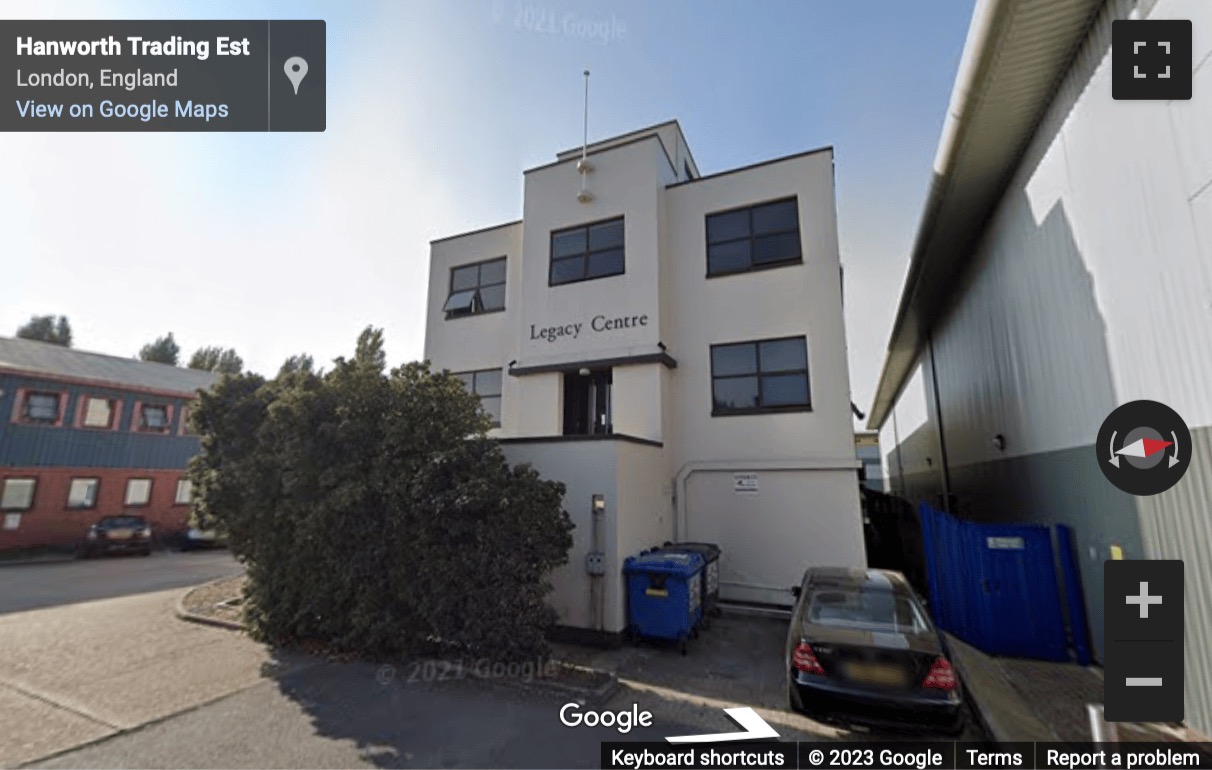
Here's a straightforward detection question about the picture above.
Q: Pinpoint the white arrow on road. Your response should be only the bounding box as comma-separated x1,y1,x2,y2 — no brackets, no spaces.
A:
665,707,779,743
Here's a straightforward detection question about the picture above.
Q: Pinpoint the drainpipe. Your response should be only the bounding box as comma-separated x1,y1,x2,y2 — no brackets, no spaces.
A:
926,333,953,512
588,494,606,631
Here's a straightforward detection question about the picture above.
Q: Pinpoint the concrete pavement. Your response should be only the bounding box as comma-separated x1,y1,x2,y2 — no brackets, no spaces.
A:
0,551,240,615
0,583,271,767
26,656,828,769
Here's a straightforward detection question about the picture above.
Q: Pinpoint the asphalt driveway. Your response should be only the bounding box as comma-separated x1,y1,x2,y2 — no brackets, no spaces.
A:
0,550,240,615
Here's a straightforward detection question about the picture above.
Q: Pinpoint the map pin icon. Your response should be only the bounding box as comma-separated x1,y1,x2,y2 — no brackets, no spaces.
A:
284,56,308,95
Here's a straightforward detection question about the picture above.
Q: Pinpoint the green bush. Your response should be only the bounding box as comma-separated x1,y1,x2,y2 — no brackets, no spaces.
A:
188,328,573,661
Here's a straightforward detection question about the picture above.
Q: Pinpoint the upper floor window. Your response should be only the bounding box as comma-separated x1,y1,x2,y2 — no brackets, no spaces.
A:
138,403,170,433
81,396,116,429
1,478,36,511
710,336,811,415
455,368,502,427
444,257,507,318
706,197,801,277
550,218,624,286
21,392,61,424
67,478,100,509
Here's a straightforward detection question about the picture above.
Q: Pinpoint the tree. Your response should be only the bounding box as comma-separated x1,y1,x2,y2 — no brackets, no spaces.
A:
139,333,180,365
278,354,315,376
188,346,244,375
16,315,72,347
188,327,573,661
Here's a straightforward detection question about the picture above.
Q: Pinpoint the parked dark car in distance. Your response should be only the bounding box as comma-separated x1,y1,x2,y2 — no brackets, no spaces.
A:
77,515,153,558
785,567,964,733
180,527,227,551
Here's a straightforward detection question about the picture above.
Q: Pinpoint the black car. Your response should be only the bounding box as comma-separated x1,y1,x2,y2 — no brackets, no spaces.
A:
785,567,964,733
77,515,153,557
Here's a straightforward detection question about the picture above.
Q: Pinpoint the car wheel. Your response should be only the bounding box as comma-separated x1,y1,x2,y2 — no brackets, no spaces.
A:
141,547,152,556
75,545,90,559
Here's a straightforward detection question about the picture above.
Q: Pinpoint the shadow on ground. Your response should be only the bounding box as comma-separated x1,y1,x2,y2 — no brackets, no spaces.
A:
264,612,985,768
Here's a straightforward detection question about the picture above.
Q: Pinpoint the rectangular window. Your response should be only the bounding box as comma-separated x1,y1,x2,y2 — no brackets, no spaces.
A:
443,256,507,318
706,197,801,276
22,392,60,423
710,336,811,415
125,478,152,506
1,478,36,511
82,397,115,428
175,479,193,505
549,217,625,286
455,369,503,426
67,478,99,509
139,404,169,432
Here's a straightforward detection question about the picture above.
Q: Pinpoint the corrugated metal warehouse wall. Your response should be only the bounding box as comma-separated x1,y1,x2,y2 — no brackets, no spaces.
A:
883,0,1212,735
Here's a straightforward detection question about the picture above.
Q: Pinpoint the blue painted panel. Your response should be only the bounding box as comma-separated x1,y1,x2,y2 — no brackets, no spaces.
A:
918,502,1069,662
1057,524,1092,666
0,373,201,469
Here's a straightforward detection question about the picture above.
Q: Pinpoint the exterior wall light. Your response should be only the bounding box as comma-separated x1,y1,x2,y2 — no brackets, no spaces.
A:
992,434,1006,451
578,367,591,376
592,494,605,512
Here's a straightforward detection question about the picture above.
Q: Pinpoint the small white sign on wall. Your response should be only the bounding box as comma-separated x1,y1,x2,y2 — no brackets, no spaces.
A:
733,473,759,495
3,513,21,531
987,536,1025,550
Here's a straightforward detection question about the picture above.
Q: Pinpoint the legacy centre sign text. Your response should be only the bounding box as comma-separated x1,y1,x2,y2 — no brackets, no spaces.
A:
530,313,649,343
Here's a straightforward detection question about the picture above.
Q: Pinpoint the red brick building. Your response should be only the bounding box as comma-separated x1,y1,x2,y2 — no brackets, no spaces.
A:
0,337,217,551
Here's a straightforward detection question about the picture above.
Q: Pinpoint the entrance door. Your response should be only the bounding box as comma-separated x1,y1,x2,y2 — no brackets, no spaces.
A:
563,369,612,436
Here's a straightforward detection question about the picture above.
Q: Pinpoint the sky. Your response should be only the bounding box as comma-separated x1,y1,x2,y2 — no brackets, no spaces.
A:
1,0,975,427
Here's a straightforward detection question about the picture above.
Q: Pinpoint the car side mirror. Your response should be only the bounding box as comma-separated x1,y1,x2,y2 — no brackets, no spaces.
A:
790,586,802,599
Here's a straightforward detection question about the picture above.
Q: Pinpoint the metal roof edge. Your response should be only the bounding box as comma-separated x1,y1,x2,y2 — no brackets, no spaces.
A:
867,0,1106,430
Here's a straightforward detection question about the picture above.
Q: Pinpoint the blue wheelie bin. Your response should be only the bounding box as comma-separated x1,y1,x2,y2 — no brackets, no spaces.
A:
624,551,704,654
653,542,721,623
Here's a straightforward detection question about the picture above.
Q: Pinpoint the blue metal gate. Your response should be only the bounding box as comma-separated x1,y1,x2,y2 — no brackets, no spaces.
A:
918,502,1071,661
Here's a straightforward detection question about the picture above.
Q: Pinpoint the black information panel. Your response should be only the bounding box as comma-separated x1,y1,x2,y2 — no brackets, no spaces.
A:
1,20,324,131
599,743,1212,770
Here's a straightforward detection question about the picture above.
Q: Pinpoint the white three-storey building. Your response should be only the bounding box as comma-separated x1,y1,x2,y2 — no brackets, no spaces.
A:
424,121,865,641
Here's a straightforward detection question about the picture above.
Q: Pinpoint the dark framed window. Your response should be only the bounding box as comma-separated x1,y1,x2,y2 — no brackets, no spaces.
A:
67,478,100,509
1,478,37,511
455,368,503,426
710,336,811,415
549,217,624,286
22,392,61,423
443,257,506,318
139,404,169,432
125,478,152,506
706,197,801,277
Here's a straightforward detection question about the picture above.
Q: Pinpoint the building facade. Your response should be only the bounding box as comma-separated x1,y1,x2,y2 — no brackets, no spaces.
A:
0,337,217,550
854,431,883,491
424,121,866,640
868,0,1212,734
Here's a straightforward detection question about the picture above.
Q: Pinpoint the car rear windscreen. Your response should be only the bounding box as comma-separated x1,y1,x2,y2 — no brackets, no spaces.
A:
807,587,929,633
